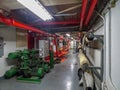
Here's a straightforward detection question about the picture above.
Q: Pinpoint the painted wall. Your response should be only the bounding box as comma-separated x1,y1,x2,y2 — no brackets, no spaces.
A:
110,1,120,89
0,26,27,77
102,1,120,89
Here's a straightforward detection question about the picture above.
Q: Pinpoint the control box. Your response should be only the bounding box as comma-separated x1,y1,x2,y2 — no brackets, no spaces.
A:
39,40,49,58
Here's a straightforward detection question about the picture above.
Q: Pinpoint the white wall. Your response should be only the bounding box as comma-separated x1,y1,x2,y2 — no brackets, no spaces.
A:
0,26,27,77
110,1,120,89
103,1,120,89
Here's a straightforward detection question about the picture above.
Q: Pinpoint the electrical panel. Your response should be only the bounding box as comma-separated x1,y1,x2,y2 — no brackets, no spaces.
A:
0,37,4,57
39,40,49,58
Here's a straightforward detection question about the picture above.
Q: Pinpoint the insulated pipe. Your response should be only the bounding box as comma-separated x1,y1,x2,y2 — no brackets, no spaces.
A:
0,14,54,37
80,0,88,30
84,72,94,90
85,0,98,26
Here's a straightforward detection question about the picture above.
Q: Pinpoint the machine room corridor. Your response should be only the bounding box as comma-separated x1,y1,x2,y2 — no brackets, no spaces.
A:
0,51,83,90
0,0,120,90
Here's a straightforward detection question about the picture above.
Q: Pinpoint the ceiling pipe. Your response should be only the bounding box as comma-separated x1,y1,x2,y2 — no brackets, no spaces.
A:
80,0,88,30
30,20,80,26
57,4,81,14
43,26,79,30
0,14,54,37
85,0,98,26
54,13,77,17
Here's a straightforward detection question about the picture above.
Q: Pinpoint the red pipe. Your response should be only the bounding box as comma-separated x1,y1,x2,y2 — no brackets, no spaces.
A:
0,14,54,37
85,0,98,26
30,20,80,26
80,0,88,30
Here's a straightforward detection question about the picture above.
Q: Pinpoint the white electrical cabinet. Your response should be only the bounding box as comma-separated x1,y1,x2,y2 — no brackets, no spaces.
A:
39,40,49,58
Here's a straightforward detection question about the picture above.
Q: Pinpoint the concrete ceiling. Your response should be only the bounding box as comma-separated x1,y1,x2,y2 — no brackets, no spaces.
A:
0,0,25,11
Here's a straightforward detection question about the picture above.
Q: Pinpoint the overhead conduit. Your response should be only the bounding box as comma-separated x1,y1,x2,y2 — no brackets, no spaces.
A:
85,0,98,26
80,0,88,30
0,14,54,37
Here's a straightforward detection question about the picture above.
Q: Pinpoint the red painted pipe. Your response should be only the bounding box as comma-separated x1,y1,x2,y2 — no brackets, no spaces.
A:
0,14,54,37
30,20,80,26
85,0,98,26
80,0,88,30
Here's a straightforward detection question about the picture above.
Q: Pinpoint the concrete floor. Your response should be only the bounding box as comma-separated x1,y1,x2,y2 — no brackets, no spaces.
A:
0,51,83,90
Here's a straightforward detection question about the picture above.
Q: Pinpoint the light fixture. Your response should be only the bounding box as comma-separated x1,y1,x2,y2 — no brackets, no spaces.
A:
66,33,70,37
71,37,73,39
17,0,53,21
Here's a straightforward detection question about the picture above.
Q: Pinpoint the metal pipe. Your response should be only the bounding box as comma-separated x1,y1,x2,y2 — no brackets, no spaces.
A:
80,0,88,30
84,54,102,80
87,66,101,70
54,13,77,16
93,24,104,33
57,4,81,14
0,14,54,37
85,0,98,26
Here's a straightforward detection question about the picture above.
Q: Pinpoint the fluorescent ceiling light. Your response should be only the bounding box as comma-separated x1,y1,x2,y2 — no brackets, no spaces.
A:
66,33,70,37
17,0,53,21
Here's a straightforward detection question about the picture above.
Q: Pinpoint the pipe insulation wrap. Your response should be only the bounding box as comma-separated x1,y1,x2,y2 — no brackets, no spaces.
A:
84,72,94,89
